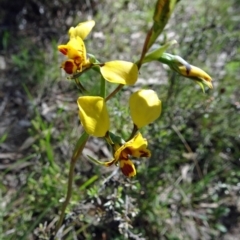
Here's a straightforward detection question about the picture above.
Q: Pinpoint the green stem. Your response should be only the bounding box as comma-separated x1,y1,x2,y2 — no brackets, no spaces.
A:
105,84,123,102
74,78,88,94
126,124,138,142
100,76,106,98
70,64,92,79
55,132,89,233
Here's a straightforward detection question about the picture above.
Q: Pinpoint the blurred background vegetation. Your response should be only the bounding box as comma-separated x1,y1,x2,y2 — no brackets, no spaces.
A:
0,0,239,239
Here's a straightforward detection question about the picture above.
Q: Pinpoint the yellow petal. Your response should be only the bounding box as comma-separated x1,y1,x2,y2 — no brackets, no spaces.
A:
69,20,95,40
125,132,151,158
77,96,110,137
119,159,136,177
114,132,151,160
66,37,87,61
178,65,212,82
178,65,213,89
129,89,162,128
100,61,138,85
201,79,213,89
58,45,68,55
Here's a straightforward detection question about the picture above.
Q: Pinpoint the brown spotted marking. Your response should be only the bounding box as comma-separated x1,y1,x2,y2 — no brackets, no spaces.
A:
186,63,192,75
121,162,134,177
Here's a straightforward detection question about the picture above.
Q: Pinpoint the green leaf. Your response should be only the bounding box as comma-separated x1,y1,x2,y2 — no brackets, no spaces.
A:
215,224,227,233
108,131,125,145
87,53,99,64
148,0,178,49
142,40,177,64
79,175,98,191
0,132,8,144
137,0,178,68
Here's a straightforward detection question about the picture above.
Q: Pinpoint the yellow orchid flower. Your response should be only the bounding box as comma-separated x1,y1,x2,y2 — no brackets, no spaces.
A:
58,36,91,74
129,89,162,128
100,61,139,85
115,132,151,177
88,132,151,177
68,20,95,40
114,132,151,159
77,96,110,137
59,21,139,83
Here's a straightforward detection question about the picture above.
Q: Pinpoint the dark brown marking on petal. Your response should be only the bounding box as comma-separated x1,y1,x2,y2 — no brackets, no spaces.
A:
74,57,83,65
59,48,68,55
121,148,132,159
106,161,114,167
121,162,134,177
140,150,150,157
185,63,192,75
64,61,74,74
125,148,132,155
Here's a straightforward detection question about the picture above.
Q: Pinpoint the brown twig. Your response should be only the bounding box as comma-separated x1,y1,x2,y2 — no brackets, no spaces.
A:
171,124,202,178
105,84,124,102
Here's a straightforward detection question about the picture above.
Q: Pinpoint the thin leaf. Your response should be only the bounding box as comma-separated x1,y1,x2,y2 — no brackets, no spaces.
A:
141,40,177,64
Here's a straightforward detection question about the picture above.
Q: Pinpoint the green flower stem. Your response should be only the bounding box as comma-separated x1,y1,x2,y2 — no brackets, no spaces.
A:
55,132,89,233
158,53,190,66
74,78,89,94
70,65,92,79
126,124,138,142
105,84,124,102
105,131,114,145
100,76,106,98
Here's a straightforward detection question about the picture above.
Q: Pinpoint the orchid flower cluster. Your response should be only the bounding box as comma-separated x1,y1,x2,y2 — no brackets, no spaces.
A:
55,0,212,232
58,18,212,177
58,20,162,177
